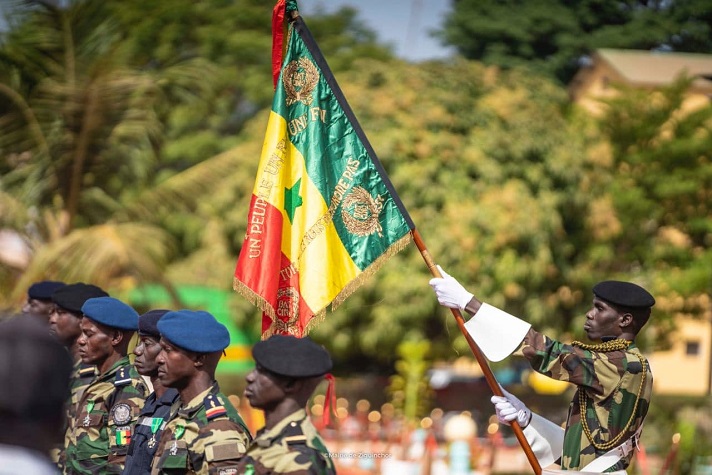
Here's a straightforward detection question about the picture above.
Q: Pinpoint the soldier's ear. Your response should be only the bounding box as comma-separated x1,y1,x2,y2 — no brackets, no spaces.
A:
194,353,206,368
110,330,123,345
282,378,299,394
620,312,634,329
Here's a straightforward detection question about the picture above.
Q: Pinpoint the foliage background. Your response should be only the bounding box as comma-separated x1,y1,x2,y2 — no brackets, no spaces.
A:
1,0,711,469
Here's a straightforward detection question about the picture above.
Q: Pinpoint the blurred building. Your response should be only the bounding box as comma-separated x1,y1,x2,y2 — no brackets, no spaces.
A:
569,48,712,116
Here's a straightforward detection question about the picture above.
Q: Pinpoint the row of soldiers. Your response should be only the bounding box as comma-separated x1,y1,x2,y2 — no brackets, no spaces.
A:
12,280,337,474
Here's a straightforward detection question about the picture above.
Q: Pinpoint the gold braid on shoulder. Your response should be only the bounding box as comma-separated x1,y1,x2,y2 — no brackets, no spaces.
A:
571,339,648,450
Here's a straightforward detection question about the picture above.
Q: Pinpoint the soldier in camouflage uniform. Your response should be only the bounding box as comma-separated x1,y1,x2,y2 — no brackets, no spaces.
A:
149,310,252,474
49,283,108,469
64,296,149,474
236,335,336,475
430,270,654,473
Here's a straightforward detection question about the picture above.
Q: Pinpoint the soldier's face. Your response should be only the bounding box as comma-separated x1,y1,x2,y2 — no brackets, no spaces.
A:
243,365,288,410
77,317,114,365
584,297,624,340
134,335,162,377
22,298,54,321
48,305,82,347
156,338,198,389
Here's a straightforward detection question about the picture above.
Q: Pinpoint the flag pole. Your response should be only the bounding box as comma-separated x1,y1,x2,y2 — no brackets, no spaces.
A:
284,5,540,472
412,229,542,475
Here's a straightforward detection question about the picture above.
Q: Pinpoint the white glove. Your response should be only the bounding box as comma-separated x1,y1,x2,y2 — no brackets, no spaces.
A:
428,265,474,311
491,387,532,427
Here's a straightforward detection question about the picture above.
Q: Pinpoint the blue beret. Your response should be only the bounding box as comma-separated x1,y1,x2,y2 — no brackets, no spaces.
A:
138,309,170,338
593,281,655,309
252,335,332,378
52,283,108,314
81,297,139,330
28,281,66,300
157,310,230,353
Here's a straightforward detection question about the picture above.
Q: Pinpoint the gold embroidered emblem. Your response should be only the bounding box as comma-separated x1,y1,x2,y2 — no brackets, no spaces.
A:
274,287,301,335
341,187,384,237
282,57,319,106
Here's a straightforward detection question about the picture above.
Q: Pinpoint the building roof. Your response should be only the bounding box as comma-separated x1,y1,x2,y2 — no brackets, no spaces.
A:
596,48,712,88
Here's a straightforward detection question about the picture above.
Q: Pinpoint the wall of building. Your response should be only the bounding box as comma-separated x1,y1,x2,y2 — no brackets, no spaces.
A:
648,316,712,395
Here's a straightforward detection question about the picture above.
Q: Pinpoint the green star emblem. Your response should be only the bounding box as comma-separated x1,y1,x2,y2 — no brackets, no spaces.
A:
284,178,303,223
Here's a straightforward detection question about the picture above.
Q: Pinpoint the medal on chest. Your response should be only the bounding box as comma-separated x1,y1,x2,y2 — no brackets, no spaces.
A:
83,400,95,427
147,417,163,449
169,424,185,455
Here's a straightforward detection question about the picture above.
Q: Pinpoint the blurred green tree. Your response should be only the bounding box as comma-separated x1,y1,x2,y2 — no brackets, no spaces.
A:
388,339,432,423
592,77,712,348
0,0,227,301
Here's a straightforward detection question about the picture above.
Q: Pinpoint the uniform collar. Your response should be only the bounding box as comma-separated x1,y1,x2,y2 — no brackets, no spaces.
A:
255,409,307,445
157,387,180,405
97,355,131,381
178,381,219,418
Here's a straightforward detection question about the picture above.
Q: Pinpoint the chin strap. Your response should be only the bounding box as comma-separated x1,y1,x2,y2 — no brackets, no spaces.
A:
322,373,337,428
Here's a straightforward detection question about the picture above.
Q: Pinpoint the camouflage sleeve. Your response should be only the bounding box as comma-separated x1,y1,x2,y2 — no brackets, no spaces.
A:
236,454,334,475
291,444,336,475
521,328,626,398
106,379,147,470
190,418,251,475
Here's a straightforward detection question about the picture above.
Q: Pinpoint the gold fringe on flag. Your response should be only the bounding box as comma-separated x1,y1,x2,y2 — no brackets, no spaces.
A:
233,232,412,337
330,232,412,312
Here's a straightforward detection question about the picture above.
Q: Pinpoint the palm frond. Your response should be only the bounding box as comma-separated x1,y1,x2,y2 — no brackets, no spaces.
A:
10,222,175,302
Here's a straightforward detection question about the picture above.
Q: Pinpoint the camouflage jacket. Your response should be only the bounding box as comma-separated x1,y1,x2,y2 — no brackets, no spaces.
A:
150,382,252,474
64,356,149,474
55,358,97,469
520,328,653,471
236,409,335,475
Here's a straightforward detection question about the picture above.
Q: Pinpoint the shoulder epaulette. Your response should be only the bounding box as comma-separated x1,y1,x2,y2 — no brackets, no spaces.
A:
114,367,132,387
204,394,227,420
78,366,96,377
282,420,307,445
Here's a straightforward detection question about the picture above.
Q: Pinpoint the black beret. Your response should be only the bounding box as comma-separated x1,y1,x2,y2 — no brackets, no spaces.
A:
51,283,109,314
138,309,170,338
28,281,66,300
81,297,139,331
252,335,332,378
593,280,655,309
157,310,230,352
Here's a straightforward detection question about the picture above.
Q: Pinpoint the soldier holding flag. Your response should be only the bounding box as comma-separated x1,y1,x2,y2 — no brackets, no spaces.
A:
430,268,654,474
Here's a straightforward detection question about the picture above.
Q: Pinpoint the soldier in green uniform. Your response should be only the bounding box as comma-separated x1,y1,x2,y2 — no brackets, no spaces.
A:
49,283,108,469
149,309,252,474
64,296,149,474
236,334,336,475
430,269,654,473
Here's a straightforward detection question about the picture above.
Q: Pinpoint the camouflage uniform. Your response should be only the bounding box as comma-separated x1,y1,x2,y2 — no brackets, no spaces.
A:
150,382,252,474
236,409,335,475
520,328,653,471
64,356,148,474
54,359,97,469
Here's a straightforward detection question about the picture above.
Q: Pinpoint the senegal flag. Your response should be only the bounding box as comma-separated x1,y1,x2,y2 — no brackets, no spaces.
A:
234,0,414,337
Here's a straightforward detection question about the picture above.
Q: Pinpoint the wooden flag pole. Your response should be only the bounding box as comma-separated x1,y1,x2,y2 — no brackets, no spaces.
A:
412,229,542,475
